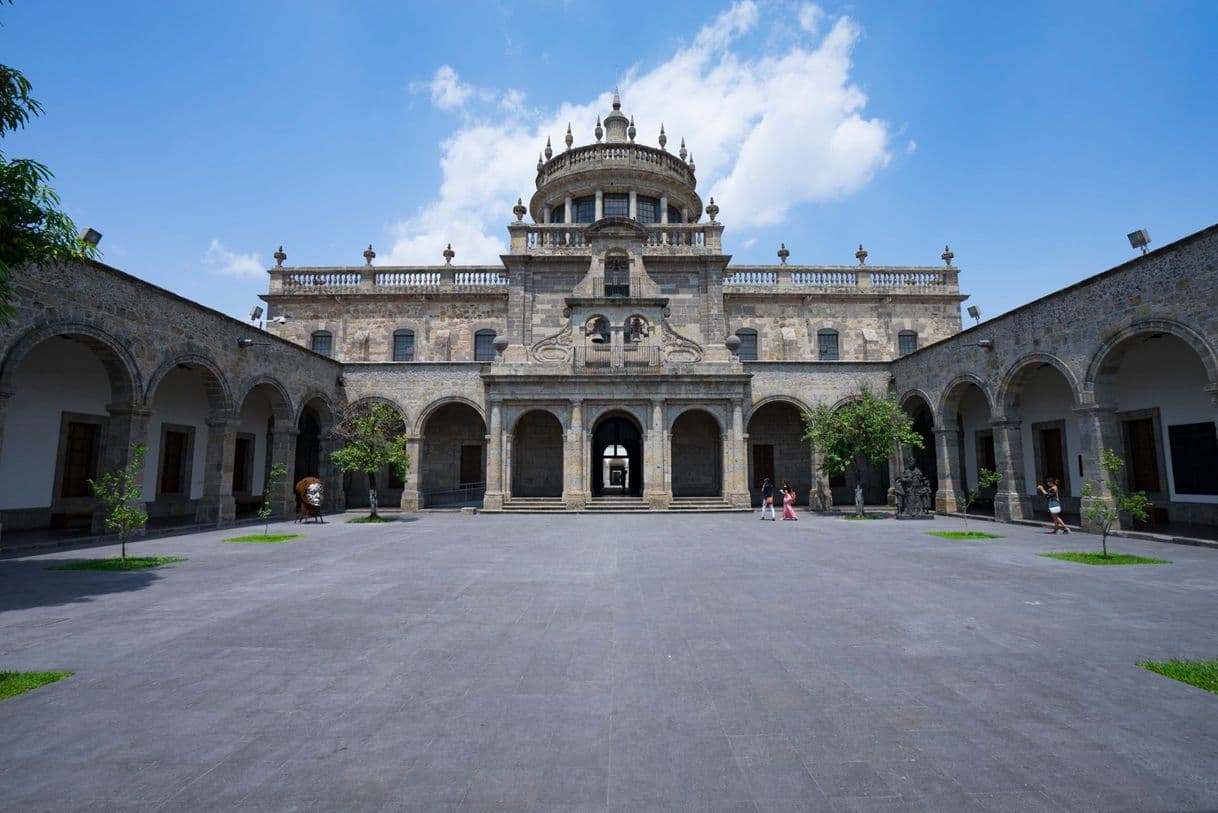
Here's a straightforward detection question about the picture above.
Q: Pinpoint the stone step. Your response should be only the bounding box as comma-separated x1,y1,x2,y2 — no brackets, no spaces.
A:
501,498,566,512
586,498,650,512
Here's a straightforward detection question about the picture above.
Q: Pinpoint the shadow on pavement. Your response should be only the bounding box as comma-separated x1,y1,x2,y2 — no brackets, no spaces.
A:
0,559,164,613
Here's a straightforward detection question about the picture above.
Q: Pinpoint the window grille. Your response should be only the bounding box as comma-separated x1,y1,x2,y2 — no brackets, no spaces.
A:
311,331,332,357
736,329,758,361
898,331,918,356
393,330,415,362
817,330,839,361
474,330,497,361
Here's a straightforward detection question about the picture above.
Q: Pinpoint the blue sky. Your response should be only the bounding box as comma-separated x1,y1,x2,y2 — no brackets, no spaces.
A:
6,1,1217,325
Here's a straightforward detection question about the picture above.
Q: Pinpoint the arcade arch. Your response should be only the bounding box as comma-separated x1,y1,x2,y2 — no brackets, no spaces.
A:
234,381,292,518
746,400,810,506
512,410,564,498
420,402,487,507
940,379,995,512
591,412,643,497
900,392,937,498
670,409,721,497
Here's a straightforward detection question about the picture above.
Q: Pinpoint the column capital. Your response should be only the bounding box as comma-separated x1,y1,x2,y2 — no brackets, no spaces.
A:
269,427,301,439
206,415,241,429
1072,403,1118,416
989,417,1021,429
106,402,153,417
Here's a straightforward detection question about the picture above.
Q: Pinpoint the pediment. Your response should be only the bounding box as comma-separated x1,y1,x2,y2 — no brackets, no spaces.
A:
584,217,649,242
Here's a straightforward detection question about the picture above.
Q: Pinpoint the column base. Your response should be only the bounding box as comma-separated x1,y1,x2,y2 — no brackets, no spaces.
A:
563,492,589,511
993,490,1032,522
400,489,421,512
644,490,671,510
725,491,751,509
808,485,833,511
482,491,505,511
936,490,960,513
195,496,236,524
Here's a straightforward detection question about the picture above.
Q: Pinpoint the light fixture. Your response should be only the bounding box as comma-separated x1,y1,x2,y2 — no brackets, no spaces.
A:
249,305,264,322
237,337,270,349
966,305,981,325
80,227,102,246
1127,228,1151,255
969,338,994,350
270,315,290,325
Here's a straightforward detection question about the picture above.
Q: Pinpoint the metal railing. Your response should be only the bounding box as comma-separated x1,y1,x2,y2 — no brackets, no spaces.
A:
573,343,661,370
422,482,486,508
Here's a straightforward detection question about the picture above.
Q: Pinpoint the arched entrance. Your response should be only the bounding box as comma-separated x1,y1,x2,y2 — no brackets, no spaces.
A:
235,382,291,518
591,414,643,497
671,409,722,497
512,410,564,498
420,402,487,507
296,405,323,485
999,362,1079,519
940,380,995,513
747,401,810,505
901,393,937,495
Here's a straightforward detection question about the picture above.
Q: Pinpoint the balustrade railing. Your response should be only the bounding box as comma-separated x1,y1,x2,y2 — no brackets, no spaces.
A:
723,266,956,294
573,343,661,370
870,270,945,287
273,267,508,293
284,271,361,287
536,143,695,188
591,274,644,298
517,222,721,253
792,270,857,287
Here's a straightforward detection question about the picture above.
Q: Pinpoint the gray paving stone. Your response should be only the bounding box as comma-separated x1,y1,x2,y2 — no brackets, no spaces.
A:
1,512,1217,810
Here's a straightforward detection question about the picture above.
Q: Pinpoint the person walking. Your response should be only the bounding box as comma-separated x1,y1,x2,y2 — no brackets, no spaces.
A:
759,477,776,521
1036,476,1070,533
780,479,799,521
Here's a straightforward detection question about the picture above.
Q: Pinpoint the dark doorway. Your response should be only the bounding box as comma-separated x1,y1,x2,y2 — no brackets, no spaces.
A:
513,410,564,497
295,406,322,484
592,415,643,496
671,410,722,497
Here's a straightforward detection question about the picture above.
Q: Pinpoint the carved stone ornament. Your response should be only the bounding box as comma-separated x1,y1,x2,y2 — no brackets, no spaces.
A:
660,317,704,364
530,318,575,364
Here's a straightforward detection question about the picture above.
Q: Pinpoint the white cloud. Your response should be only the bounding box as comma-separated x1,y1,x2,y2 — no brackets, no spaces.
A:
797,3,824,34
743,238,758,248
382,0,892,264
411,65,493,111
906,138,917,154
204,239,263,278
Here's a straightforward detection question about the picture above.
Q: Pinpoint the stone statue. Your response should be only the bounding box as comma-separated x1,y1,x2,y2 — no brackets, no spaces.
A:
295,477,324,523
895,456,933,519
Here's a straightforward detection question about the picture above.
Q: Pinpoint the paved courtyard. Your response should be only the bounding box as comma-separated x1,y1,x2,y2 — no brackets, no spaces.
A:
1,512,1216,812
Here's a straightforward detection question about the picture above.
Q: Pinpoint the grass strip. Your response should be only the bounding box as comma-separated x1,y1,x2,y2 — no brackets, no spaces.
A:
926,530,1004,539
223,534,303,544
49,556,186,571
0,671,73,701
1038,552,1170,565
347,516,396,524
844,515,886,521
1138,659,1218,695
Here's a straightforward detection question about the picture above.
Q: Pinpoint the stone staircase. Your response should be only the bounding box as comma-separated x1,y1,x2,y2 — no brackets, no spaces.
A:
585,496,650,513
500,497,566,512
668,496,750,513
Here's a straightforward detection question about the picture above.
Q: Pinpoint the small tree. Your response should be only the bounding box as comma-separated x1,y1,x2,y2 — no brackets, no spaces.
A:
88,445,148,561
803,386,923,517
258,462,287,536
956,468,1002,531
1080,449,1151,557
330,402,410,519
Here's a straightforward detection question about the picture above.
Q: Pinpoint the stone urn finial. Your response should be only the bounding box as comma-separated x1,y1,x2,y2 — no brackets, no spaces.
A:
443,243,455,265
658,123,667,151
687,152,695,173
778,243,790,264
595,115,603,143
537,153,543,171
705,197,719,223
492,335,509,357
363,244,376,266
627,116,636,143
942,244,954,266
725,335,741,356
565,123,573,150
679,137,687,162
513,197,527,222
544,137,553,160
856,243,868,266
612,87,621,110
273,245,286,267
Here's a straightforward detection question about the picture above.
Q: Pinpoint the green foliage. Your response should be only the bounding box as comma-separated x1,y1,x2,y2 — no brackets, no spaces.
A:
1080,449,1152,557
926,530,1004,540
803,386,923,516
1,44,97,322
88,445,148,561
1138,659,1218,695
50,556,185,571
0,670,72,701
347,515,396,524
224,533,302,544
258,462,287,535
330,402,410,518
1039,552,1169,565
955,468,1002,531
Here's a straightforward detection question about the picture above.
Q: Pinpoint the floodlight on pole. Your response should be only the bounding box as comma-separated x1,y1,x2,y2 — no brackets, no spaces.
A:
1127,229,1151,255
966,305,981,326
80,228,102,247
249,305,263,322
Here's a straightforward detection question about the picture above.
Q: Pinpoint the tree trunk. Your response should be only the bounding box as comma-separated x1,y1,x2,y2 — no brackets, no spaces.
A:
368,471,379,519
853,459,864,517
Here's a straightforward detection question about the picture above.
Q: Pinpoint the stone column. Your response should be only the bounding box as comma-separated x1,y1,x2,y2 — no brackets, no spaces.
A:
0,387,11,468
594,189,603,221
644,399,670,509
933,427,961,513
991,418,1031,521
724,401,750,508
1075,404,1122,524
809,446,832,510
659,194,668,224
482,401,504,511
628,189,637,219
196,416,238,524
319,431,346,514
503,432,514,502
563,400,587,510
92,403,153,534
267,427,299,519
399,435,423,511
564,195,573,224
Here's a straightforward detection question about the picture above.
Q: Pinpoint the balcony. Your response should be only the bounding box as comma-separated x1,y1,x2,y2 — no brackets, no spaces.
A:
267,266,509,295
509,221,723,255
536,143,695,191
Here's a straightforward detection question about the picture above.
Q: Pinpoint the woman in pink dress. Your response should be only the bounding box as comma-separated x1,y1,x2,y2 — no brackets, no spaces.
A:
781,480,799,521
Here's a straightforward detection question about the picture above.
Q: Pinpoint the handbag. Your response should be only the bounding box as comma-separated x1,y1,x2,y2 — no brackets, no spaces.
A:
1048,499,1061,515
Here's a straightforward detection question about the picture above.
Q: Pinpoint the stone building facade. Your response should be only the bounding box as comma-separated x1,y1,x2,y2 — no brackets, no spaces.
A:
2,93,1215,537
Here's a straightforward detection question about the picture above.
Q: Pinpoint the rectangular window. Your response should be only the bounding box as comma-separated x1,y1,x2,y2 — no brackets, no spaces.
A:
818,332,839,361
393,332,415,362
573,198,596,223
311,332,332,357
60,421,100,498
1124,417,1161,492
1167,422,1218,495
603,194,629,218
737,332,758,361
474,332,496,361
460,445,483,485
898,332,918,356
752,444,774,488
159,429,192,495
232,434,254,494
636,197,659,223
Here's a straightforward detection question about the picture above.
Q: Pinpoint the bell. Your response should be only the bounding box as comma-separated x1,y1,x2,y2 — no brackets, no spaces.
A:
590,333,607,344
